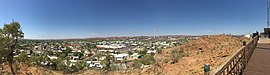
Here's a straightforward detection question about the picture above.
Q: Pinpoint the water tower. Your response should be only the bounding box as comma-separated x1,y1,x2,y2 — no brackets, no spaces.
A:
265,0,270,38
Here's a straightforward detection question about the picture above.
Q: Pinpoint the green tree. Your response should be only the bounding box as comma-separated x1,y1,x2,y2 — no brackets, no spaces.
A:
73,52,83,59
65,47,72,53
132,59,142,69
15,51,28,63
102,54,115,71
28,53,44,65
47,51,53,56
59,53,67,58
0,40,8,70
140,54,155,65
95,52,103,61
56,61,67,71
0,21,24,75
61,51,68,57
38,54,50,65
55,57,68,71
128,51,133,55
69,62,83,73
50,59,60,70
138,50,147,56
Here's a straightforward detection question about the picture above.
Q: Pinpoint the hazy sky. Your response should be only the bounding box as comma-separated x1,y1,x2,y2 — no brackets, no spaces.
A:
0,0,266,39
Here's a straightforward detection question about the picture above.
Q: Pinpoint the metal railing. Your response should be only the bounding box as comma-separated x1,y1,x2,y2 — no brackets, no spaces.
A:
212,36,259,75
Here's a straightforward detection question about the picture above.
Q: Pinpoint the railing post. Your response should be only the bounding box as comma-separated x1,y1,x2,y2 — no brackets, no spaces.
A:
243,46,246,70
212,36,259,75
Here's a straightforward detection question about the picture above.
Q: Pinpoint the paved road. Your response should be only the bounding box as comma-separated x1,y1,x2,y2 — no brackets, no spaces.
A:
243,44,270,75
258,38,270,43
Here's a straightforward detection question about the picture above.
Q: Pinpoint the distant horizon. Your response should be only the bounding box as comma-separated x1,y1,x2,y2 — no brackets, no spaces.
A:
22,33,245,40
0,0,266,39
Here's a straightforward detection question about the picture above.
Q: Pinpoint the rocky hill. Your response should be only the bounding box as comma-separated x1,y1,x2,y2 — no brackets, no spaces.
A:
140,35,249,75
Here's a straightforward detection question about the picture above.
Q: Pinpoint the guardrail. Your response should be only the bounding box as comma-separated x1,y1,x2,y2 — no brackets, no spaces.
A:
212,36,259,75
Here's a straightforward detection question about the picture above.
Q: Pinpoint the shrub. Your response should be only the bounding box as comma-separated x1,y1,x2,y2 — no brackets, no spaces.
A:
140,54,155,65
170,49,185,64
132,59,142,69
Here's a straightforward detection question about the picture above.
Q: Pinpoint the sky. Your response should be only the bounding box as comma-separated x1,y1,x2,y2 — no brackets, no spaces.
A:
0,0,267,39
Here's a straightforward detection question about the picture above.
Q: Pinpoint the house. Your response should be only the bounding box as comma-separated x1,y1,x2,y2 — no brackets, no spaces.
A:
86,59,103,68
41,61,49,66
69,56,79,63
98,50,115,54
131,43,138,46
69,60,77,63
96,44,126,49
244,35,251,38
128,53,140,60
63,60,76,67
140,64,151,68
47,55,58,60
147,50,157,54
32,50,44,54
72,56,79,60
89,62,103,68
113,53,129,61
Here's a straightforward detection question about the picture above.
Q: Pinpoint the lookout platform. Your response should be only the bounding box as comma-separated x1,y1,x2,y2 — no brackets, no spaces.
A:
243,38,270,75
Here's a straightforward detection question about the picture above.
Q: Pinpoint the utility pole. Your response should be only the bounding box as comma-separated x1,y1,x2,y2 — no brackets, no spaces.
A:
128,32,131,40
154,25,156,39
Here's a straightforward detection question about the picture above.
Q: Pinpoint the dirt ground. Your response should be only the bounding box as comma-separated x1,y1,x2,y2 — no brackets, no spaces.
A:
1,63,61,75
142,35,250,75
